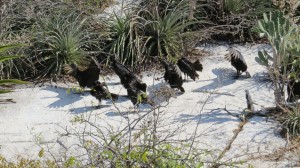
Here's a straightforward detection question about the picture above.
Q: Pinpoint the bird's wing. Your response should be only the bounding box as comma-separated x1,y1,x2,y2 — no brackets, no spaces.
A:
224,53,231,62
230,48,247,65
174,64,182,77
226,48,247,65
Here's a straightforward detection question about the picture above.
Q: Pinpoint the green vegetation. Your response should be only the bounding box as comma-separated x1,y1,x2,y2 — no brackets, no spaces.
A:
256,11,292,107
0,44,28,94
2,0,300,166
284,107,300,137
256,10,300,137
30,12,95,80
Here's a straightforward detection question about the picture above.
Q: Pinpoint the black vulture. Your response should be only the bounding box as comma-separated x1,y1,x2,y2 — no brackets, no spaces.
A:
111,58,147,92
64,58,100,88
161,59,185,92
287,79,300,102
177,57,200,81
110,57,150,106
225,47,251,78
90,81,119,105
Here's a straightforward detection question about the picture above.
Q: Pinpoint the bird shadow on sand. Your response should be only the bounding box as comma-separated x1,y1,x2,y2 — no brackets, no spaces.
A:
69,95,131,114
69,105,112,114
41,85,84,108
193,68,238,92
105,104,154,117
175,108,240,124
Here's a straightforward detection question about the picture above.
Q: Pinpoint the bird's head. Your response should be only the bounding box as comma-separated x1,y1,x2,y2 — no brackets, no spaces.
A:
93,81,101,86
63,63,78,75
226,46,233,51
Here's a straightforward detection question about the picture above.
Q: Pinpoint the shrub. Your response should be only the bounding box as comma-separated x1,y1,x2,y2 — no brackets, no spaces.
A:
256,11,300,109
101,0,199,71
103,12,142,67
140,1,197,60
284,107,300,137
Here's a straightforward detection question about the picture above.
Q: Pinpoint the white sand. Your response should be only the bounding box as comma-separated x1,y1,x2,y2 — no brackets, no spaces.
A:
0,43,298,167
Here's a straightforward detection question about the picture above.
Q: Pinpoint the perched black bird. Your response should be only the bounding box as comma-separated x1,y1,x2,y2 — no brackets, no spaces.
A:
161,59,185,92
111,58,147,92
177,57,201,81
287,79,300,102
90,81,119,106
225,47,251,78
110,57,150,106
64,58,100,88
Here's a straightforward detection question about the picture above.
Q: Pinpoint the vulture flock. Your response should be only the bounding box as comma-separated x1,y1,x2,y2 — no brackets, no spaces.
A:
65,46,300,108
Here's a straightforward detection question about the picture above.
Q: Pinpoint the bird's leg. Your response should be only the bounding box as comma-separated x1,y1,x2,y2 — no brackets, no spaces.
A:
96,100,102,109
233,71,240,79
155,76,164,81
183,74,187,82
245,71,251,78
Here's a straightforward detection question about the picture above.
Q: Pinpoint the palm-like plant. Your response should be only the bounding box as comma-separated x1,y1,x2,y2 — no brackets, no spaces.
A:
140,0,197,60
104,12,142,66
102,0,199,68
30,12,98,80
0,44,28,94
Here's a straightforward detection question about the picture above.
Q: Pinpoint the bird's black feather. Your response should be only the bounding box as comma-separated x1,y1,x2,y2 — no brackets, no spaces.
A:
111,57,150,106
193,60,203,72
111,58,147,92
161,59,185,92
225,47,250,78
66,58,100,88
177,57,199,81
90,81,119,103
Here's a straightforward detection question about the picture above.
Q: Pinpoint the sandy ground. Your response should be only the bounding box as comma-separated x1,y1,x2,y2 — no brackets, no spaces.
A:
1,43,299,167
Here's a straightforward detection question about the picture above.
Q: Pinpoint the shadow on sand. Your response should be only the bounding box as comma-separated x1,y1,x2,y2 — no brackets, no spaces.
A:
193,68,237,92
42,85,84,108
175,108,240,124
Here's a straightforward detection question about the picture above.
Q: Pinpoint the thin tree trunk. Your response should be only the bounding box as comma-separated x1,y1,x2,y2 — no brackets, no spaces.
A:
272,46,284,111
188,0,196,20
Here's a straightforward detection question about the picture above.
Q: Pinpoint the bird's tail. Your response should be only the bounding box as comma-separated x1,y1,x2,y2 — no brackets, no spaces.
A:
179,86,185,92
193,60,203,72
